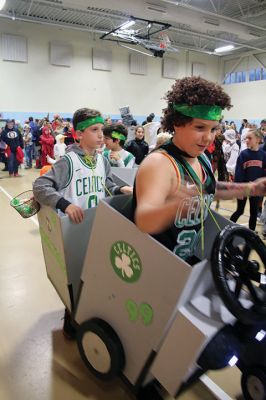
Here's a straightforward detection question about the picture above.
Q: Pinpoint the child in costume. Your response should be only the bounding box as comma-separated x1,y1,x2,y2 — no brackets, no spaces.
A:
132,76,266,263
54,133,67,160
33,108,133,339
39,123,54,167
23,124,33,169
230,129,266,231
222,128,239,179
33,108,132,223
103,123,135,168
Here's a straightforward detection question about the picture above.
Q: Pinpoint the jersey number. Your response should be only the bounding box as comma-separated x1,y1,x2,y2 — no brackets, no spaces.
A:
174,230,197,259
88,194,98,208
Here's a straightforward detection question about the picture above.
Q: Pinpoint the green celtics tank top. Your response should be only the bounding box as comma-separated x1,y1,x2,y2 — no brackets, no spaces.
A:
133,140,216,261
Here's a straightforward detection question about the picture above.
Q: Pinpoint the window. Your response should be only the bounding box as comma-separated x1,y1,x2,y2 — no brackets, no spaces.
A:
255,67,261,80
230,72,236,83
224,73,231,84
223,70,247,85
249,69,255,81
236,71,246,83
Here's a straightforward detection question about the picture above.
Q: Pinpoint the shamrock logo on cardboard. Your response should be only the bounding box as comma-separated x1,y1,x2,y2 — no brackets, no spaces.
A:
110,241,142,283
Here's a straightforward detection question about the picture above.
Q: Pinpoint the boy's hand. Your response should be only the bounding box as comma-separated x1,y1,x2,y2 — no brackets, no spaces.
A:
252,178,266,196
120,186,133,194
110,151,121,161
65,204,84,224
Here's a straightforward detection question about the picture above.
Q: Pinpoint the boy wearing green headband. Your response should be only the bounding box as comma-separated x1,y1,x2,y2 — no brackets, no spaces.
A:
133,76,266,263
33,108,132,225
33,107,133,340
103,123,135,168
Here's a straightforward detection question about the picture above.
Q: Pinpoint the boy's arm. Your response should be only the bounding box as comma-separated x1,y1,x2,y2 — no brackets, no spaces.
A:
103,156,132,195
215,178,266,200
33,157,71,211
134,153,194,234
125,156,135,168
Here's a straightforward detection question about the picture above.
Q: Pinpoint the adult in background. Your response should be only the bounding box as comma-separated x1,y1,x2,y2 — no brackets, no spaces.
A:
124,125,149,165
239,118,248,136
0,126,8,171
1,119,24,177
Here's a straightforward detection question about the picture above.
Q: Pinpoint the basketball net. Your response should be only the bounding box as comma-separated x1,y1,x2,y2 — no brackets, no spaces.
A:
159,32,171,49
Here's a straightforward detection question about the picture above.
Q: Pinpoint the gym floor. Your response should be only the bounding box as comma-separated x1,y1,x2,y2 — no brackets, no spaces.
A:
0,167,262,400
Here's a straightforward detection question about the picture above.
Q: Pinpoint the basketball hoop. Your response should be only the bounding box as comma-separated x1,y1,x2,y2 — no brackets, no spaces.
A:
159,32,171,49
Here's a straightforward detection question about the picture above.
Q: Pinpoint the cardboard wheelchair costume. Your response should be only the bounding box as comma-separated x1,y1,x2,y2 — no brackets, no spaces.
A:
37,169,266,400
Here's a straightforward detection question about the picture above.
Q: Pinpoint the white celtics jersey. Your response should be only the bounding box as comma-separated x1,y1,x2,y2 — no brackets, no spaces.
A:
61,152,106,209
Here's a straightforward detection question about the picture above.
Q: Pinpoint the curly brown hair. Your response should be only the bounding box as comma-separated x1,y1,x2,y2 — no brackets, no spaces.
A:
73,108,102,130
162,76,232,132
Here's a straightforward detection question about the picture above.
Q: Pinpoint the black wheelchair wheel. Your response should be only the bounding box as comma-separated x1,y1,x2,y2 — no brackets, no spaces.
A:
76,318,125,381
211,225,266,325
241,367,266,400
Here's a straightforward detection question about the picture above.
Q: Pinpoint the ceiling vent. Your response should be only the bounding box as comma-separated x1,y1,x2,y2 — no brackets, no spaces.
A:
42,0,63,3
146,3,167,13
203,18,220,27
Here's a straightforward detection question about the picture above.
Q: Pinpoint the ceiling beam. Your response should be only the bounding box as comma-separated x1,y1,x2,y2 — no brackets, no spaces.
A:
222,48,266,60
222,55,246,82
252,54,266,69
161,0,266,32
209,0,218,13
27,0,34,17
170,26,266,52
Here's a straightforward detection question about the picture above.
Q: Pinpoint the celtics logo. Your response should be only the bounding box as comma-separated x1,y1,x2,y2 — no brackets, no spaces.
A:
110,241,142,283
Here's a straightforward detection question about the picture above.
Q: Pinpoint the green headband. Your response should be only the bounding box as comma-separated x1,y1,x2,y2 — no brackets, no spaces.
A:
172,103,222,121
111,131,126,141
76,116,104,131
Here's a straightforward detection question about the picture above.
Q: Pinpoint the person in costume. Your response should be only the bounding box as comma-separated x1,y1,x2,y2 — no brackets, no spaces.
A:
39,122,54,167
222,128,239,179
33,107,133,340
103,123,135,168
1,119,24,177
33,108,133,224
53,133,67,160
132,76,266,263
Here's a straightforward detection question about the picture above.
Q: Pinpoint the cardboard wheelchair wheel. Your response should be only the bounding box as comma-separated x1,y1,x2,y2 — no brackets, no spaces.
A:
241,367,266,400
211,225,266,325
76,318,125,381
10,190,40,218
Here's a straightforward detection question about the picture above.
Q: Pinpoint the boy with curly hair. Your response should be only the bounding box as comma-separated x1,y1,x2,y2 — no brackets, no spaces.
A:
133,76,266,262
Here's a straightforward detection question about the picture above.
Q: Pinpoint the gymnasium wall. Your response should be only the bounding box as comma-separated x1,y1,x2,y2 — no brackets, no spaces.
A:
0,18,220,123
221,53,266,125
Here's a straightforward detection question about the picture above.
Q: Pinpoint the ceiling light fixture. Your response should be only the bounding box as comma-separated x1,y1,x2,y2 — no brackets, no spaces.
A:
0,0,6,11
214,44,234,53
